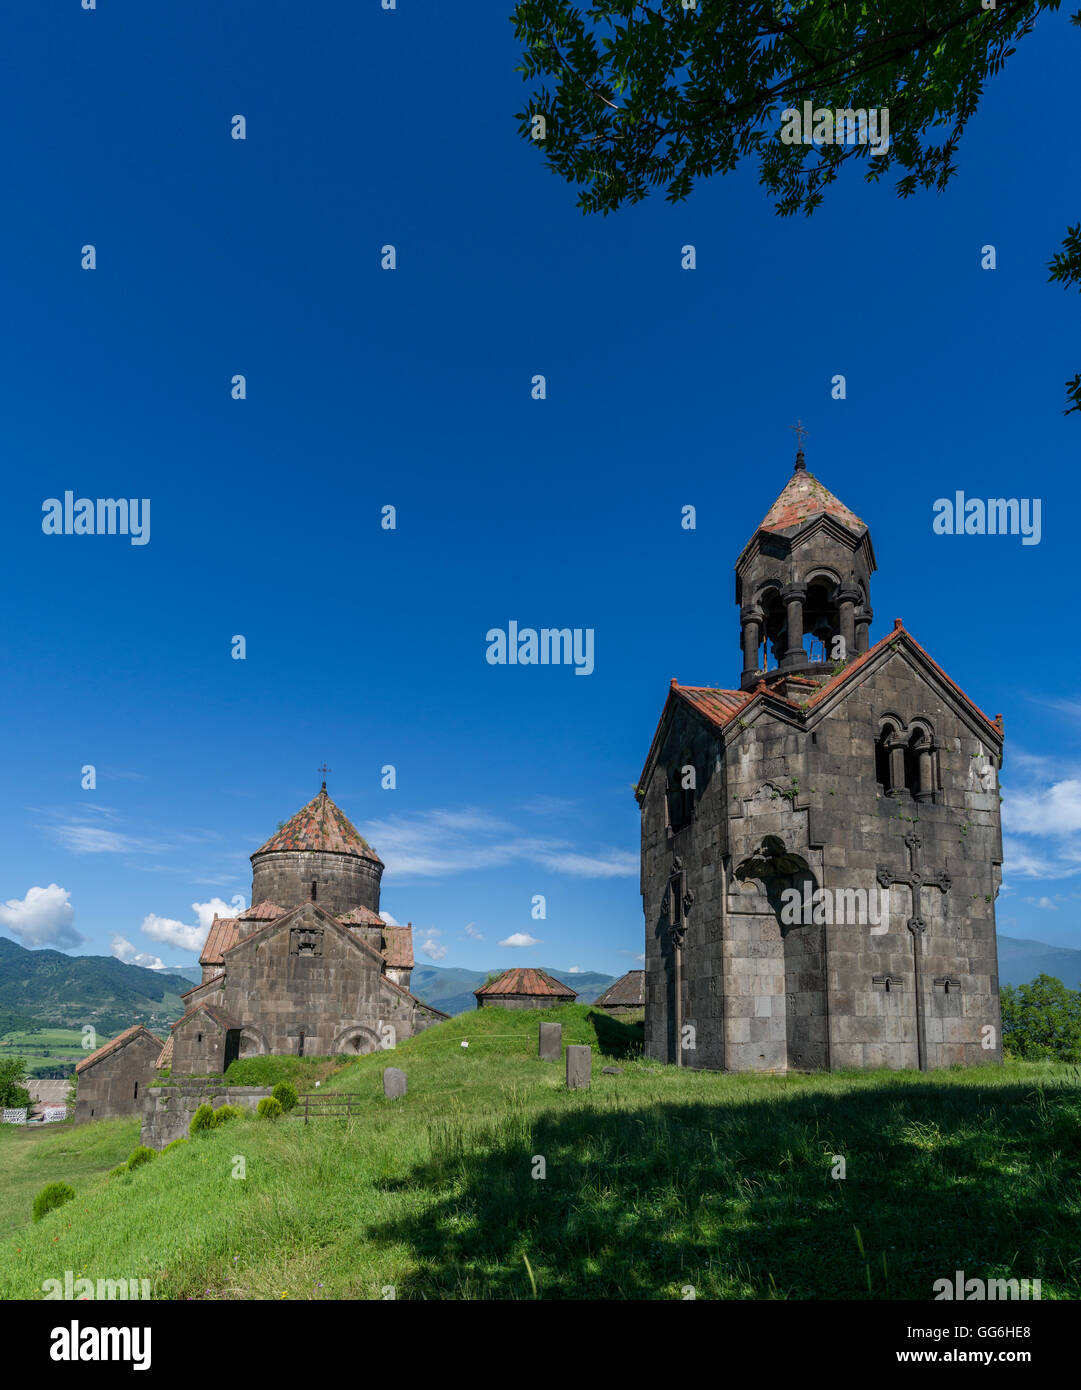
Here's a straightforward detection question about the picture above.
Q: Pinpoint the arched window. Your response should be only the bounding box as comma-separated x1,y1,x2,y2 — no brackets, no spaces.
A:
759,588,787,670
666,750,695,832
875,723,896,792
802,579,840,663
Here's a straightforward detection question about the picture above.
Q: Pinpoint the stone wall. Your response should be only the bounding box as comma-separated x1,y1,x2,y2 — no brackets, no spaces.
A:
250,849,383,917
643,645,1003,1073
74,1032,163,1123
141,1082,272,1149
477,996,573,1011
218,903,418,1055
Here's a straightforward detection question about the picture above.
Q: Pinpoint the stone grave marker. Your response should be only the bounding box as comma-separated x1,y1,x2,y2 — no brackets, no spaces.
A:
383,1067,407,1099
566,1045,591,1091
538,1022,562,1061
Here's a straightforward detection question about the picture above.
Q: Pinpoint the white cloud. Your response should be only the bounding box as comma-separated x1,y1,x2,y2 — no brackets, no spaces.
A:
566,966,584,973
140,897,246,955
1035,897,1058,911
192,898,244,931
464,922,483,939
140,913,204,953
421,934,447,961
0,884,81,948
111,935,165,970
379,910,399,926
500,932,541,948
1005,780,1081,837
360,808,636,882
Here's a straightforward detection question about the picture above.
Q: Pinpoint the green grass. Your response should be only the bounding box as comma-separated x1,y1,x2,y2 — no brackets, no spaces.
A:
1,1006,1078,1300
0,1117,139,1239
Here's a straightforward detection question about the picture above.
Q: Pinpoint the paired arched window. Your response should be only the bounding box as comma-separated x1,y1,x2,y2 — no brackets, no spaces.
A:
876,719,936,800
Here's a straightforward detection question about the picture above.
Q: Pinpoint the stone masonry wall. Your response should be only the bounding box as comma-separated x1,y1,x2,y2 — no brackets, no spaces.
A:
250,850,382,917
74,1033,163,1123
141,1082,271,1149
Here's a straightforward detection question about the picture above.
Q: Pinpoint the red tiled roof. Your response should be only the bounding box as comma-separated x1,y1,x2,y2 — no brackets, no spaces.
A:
474,968,577,999
75,1025,162,1074
238,899,285,921
638,623,1001,797
252,786,381,863
155,1035,173,1070
594,970,645,1008
181,973,223,999
338,905,384,927
382,925,414,969
199,915,243,966
756,469,865,536
170,1001,241,1034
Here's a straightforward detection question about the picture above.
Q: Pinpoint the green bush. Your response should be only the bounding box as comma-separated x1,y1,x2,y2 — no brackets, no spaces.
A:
214,1104,244,1125
256,1096,284,1121
1002,975,1081,1061
32,1181,75,1223
126,1146,156,1170
107,1164,128,1178
272,1081,298,1112
162,1138,188,1154
189,1103,216,1135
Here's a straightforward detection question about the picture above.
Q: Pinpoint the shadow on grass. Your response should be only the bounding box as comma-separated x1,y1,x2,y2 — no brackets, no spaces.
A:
584,1010,643,1059
367,1076,1081,1299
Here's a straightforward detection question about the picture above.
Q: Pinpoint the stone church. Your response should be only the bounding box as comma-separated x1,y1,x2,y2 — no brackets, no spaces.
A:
166,780,447,1073
637,447,1004,1073
75,781,446,1119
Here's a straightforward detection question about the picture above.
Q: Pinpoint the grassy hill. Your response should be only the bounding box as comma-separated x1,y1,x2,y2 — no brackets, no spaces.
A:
2,1006,1079,1300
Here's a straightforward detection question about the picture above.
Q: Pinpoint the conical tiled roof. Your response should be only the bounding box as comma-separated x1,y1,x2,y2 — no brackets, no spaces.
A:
755,465,865,537
252,785,382,863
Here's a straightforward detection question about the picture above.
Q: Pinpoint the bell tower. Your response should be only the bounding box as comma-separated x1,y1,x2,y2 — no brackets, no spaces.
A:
735,441,876,691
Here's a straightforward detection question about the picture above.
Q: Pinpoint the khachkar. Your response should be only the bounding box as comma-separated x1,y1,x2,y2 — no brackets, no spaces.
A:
636,438,1004,1073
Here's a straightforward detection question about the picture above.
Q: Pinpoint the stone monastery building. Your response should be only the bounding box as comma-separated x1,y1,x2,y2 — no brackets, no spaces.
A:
74,781,445,1120
638,448,1004,1075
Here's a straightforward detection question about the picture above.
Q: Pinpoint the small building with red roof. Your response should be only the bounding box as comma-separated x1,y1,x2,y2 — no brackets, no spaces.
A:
474,968,578,1010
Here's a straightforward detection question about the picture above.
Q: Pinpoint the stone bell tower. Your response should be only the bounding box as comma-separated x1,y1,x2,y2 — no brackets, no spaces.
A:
736,443,876,688
637,437,1004,1075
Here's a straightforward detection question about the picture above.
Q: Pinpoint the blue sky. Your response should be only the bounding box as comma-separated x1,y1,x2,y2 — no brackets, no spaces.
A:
0,2,1079,978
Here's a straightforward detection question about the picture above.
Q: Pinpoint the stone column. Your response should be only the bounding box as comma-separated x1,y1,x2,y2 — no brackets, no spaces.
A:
836,585,860,661
915,744,935,802
740,606,762,680
886,733,906,794
854,605,873,655
780,585,807,668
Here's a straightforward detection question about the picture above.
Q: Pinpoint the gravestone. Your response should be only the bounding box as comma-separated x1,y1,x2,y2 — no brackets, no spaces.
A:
566,1045,591,1091
383,1067,407,1099
601,1066,622,1075
538,1022,562,1061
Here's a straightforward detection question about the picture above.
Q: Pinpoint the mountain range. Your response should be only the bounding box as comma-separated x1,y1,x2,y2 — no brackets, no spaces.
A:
0,933,1078,1038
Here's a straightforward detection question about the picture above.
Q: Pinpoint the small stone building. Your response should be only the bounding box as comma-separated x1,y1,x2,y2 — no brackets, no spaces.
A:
474,968,577,1010
74,1025,163,1122
170,1002,242,1075
593,970,645,1014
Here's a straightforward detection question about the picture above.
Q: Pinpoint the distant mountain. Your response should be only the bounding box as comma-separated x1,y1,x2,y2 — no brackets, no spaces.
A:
410,964,617,1018
0,937,197,1036
997,935,1081,990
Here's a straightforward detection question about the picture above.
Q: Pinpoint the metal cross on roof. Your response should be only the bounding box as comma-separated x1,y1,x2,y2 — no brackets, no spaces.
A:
317,763,332,789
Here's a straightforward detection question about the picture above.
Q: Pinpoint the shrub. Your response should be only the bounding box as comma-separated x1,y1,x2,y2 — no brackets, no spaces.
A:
126,1146,156,1170
272,1081,298,1112
256,1096,283,1121
162,1138,188,1154
107,1165,128,1178
189,1103,216,1134
32,1181,75,1223
214,1104,244,1125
